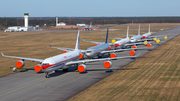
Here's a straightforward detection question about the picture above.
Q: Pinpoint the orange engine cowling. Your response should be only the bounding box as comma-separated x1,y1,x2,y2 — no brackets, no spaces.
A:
108,46,111,50
91,28,93,30
34,64,42,72
16,60,25,68
104,61,112,68
82,28,84,30
97,28,99,30
131,46,137,50
129,50,136,56
110,53,116,58
94,44,98,46
62,50,68,54
147,44,152,48
79,53,84,59
78,64,87,73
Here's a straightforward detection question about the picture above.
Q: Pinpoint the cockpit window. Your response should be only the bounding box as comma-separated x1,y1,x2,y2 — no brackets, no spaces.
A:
42,63,49,65
86,51,92,53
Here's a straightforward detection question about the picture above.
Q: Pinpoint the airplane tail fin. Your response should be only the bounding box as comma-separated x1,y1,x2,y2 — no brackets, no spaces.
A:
148,24,150,33
138,25,140,35
90,21,92,27
126,26,129,38
105,28,109,43
75,31,80,50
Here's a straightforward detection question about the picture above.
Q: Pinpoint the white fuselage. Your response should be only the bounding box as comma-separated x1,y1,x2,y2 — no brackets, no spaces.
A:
114,38,130,48
41,50,80,72
85,43,109,58
130,35,142,43
142,32,151,39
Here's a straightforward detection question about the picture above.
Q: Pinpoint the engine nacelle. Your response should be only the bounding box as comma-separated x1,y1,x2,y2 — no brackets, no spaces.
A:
79,53,84,59
103,61,112,68
97,28,99,30
94,44,98,46
62,50,69,54
16,60,25,68
82,28,84,30
108,46,111,50
129,50,136,56
34,64,42,72
110,53,117,58
164,36,167,40
78,64,87,73
144,41,148,45
147,44,152,47
131,46,137,51
112,39,115,43
91,28,93,30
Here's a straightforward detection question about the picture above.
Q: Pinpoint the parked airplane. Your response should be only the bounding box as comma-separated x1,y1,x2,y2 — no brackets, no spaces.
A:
2,31,138,78
78,22,99,31
51,29,149,59
141,24,169,42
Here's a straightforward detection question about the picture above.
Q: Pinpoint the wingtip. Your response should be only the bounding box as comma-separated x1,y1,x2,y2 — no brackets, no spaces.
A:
1,52,4,56
49,44,52,47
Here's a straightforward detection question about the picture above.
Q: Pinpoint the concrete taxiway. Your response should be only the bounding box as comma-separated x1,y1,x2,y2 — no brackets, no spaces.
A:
0,26,180,101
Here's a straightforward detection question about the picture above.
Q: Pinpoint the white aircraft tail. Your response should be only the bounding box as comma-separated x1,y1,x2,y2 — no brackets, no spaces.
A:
90,21,92,27
75,31,80,50
138,25,140,35
126,26,129,38
148,24,150,33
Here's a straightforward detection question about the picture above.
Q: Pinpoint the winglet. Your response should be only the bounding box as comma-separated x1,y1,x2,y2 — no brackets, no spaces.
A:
49,44,52,47
1,52,4,56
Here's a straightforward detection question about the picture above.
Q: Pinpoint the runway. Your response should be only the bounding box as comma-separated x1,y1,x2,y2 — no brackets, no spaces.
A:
0,26,180,101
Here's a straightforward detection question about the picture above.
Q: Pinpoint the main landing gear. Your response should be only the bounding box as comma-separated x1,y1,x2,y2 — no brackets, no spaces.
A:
45,72,50,78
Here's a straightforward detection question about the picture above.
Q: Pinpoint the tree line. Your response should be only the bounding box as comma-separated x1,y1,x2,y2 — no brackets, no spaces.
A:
1,17,180,29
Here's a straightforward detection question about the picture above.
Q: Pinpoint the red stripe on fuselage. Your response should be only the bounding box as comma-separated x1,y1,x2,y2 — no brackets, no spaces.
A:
41,55,79,70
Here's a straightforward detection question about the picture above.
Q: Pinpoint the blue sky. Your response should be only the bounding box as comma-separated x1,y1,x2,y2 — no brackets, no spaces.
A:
1,0,179,17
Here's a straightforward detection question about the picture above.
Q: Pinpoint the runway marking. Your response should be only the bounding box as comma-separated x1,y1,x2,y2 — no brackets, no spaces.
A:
0,78,47,97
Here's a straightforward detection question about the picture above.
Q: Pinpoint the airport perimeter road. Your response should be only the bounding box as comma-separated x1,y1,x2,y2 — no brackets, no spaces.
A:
0,26,180,101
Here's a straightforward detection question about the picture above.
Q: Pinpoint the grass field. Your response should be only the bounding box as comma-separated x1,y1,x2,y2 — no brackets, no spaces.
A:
68,26,180,100
0,23,179,77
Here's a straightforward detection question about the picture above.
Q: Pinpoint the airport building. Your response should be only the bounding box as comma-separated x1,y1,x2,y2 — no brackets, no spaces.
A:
76,23,86,26
4,13,41,32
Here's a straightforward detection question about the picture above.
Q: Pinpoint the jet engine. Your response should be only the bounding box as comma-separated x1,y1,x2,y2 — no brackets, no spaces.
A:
94,44,98,46
79,53,84,59
108,46,111,50
110,53,116,58
34,64,42,72
103,61,112,68
147,44,152,47
16,60,25,68
62,50,69,54
131,46,137,51
78,64,87,73
91,28,93,30
129,50,136,56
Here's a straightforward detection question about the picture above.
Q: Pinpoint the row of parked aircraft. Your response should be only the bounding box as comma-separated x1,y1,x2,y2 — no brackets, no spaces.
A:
1,25,168,78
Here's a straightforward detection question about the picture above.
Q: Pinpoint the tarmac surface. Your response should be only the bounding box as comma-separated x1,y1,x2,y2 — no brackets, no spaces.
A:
0,26,180,101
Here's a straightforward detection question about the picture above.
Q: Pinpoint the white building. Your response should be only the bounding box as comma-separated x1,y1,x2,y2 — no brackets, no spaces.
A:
56,22,66,26
76,23,86,26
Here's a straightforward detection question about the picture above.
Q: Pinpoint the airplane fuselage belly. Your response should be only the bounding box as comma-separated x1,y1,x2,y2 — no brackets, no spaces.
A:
42,50,80,72
85,43,109,58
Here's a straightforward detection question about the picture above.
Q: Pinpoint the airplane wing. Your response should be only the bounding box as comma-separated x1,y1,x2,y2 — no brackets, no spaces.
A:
102,36,122,40
101,47,152,54
1,52,43,62
117,34,135,37
65,54,139,66
50,45,86,53
82,39,104,44
50,45,74,51
124,42,147,46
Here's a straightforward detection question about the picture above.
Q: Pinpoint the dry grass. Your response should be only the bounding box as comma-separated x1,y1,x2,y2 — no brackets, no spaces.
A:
68,26,180,101
0,23,179,77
